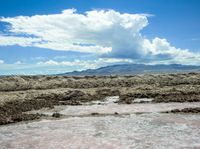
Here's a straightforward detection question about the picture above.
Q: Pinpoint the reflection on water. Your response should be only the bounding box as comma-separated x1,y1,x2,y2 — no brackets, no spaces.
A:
0,97,200,149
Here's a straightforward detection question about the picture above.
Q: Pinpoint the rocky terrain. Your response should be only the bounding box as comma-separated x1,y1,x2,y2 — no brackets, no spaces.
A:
1,72,200,125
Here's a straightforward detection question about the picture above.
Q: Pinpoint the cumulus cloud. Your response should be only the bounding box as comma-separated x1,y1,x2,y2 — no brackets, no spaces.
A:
0,9,200,65
143,38,200,65
0,59,4,64
0,9,147,54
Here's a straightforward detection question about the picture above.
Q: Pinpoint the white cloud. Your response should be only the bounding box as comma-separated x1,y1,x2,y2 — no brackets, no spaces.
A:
0,9,200,65
0,9,147,55
37,58,133,70
37,60,59,66
0,36,42,47
145,38,200,65
0,59,4,64
14,61,23,65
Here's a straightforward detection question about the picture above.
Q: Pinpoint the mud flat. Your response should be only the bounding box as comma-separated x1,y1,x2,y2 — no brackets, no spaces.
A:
0,97,200,149
1,72,200,124
1,113,200,149
26,97,200,117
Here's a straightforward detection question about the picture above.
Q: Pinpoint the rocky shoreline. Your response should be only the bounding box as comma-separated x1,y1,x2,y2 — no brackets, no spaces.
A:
1,73,200,125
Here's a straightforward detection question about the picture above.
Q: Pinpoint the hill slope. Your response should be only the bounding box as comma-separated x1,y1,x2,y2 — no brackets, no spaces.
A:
60,64,200,76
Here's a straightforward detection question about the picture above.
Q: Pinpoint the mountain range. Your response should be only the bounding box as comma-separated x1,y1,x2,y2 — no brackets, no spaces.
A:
60,64,200,76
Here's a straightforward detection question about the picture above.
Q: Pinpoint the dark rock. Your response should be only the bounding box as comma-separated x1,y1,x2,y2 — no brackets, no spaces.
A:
91,112,99,116
52,112,61,118
170,107,200,113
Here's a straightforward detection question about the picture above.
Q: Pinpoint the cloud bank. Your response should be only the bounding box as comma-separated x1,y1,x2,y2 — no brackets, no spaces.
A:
0,58,134,75
0,9,200,65
37,58,133,69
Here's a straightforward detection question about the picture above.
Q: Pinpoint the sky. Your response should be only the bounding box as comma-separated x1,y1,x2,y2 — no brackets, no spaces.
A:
0,0,200,75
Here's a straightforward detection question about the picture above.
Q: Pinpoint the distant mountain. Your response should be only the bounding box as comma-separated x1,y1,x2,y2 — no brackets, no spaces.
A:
60,64,200,76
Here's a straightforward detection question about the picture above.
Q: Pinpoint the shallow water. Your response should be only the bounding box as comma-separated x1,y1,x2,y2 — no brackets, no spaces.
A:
0,97,200,149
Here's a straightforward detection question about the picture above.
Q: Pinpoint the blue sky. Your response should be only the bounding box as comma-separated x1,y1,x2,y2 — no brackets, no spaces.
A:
0,0,200,75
